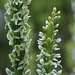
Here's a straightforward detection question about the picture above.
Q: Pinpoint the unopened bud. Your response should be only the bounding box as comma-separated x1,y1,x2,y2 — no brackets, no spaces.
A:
46,20,49,25
50,21,54,25
56,38,61,43
49,60,52,64
57,11,61,14
54,30,59,33
58,16,61,19
47,37,51,42
54,16,58,19
55,24,59,28
53,7,56,12
42,26,46,30
53,44,58,48
48,16,51,20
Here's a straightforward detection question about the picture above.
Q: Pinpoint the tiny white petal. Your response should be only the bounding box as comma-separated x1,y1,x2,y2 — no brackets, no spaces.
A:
53,59,58,61
54,48,60,50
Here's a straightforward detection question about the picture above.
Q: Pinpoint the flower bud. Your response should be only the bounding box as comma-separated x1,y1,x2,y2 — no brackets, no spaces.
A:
37,64,42,68
46,20,49,25
42,26,47,30
55,24,59,28
49,60,52,64
47,37,51,42
54,30,59,33
53,44,58,49
57,11,61,14
58,16,61,19
53,7,56,12
50,21,54,26
48,16,51,20
54,16,58,19
56,38,61,43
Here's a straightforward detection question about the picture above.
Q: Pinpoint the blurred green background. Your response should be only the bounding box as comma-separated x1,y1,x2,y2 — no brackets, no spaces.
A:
0,0,74,75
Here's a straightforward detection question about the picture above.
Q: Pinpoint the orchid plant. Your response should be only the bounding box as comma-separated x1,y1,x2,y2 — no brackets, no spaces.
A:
4,0,32,75
36,7,62,75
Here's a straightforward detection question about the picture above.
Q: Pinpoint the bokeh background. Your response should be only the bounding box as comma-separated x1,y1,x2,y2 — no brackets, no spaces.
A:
0,0,75,75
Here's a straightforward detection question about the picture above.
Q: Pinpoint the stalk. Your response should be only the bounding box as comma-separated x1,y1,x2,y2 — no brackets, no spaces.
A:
4,0,32,75
36,7,62,75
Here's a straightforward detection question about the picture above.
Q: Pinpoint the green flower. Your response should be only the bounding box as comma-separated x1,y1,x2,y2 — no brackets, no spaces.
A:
13,0,22,5
11,14,22,25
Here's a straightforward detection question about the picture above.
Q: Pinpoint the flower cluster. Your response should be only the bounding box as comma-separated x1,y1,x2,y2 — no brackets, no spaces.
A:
36,7,62,75
4,0,32,75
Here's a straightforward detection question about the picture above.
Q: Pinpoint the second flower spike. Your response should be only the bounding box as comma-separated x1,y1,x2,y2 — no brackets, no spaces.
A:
36,7,62,75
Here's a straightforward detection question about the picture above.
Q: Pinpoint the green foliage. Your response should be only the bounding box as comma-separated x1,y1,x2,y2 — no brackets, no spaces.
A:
36,7,62,75
4,0,32,75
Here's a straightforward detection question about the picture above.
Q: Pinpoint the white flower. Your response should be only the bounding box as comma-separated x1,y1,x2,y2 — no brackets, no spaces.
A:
45,53,51,57
57,11,61,14
55,24,59,28
46,20,49,25
39,36,45,41
56,38,61,43
57,61,62,68
52,62,57,68
46,25,48,29
39,32,44,37
53,44,58,49
57,70,62,74
54,16,58,19
55,54,61,58
40,59,44,64
25,69,31,74
38,40,43,45
58,16,61,19
37,54,43,58
36,69,43,75
37,64,42,69
38,45,44,50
